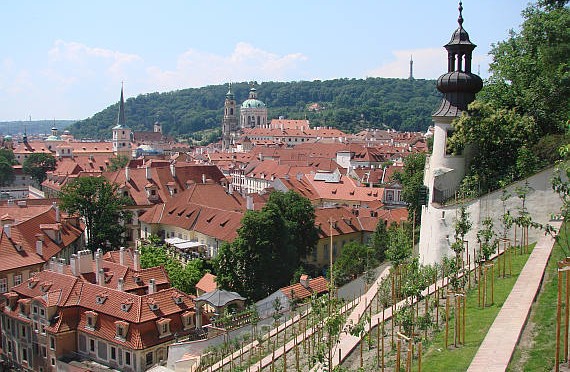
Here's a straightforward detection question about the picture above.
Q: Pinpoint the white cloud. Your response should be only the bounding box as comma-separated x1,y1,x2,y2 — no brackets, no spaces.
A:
44,40,144,88
368,48,491,80
145,42,308,90
0,41,308,120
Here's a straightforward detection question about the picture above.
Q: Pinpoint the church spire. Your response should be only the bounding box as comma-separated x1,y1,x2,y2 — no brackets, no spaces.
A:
116,83,126,128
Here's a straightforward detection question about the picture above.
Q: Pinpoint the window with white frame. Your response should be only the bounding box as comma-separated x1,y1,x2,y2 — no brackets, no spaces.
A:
0,278,7,293
13,274,22,286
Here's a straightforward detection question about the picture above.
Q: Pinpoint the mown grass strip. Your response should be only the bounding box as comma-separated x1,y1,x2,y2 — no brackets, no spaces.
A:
417,247,533,371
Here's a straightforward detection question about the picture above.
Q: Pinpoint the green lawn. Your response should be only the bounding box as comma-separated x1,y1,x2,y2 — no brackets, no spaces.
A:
508,224,569,371
417,247,533,371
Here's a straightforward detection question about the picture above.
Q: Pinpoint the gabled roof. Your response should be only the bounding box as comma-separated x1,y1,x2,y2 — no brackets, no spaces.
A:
196,273,217,294
5,263,197,350
103,162,227,207
139,183,246,242
0,207,84,272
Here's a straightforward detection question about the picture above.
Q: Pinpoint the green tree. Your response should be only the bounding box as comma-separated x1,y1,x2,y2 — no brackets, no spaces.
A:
483,1,569,137
371,219,389,262
332,242,376,286
0,148,16,187
59,177,131,252
385,222,413,267
214,191,316,301
264,190,319,260
394,152,426,225
23,152,56,185
106,155,130,171
449,101,540,195
139,236,207,293
0,148,16,164
477,217,498,261
215,207,293,301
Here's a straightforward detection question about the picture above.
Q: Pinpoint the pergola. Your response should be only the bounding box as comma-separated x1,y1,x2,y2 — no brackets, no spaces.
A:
194,289,246,328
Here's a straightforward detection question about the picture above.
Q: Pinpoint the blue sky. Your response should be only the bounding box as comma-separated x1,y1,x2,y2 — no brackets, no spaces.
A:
1,0,531,121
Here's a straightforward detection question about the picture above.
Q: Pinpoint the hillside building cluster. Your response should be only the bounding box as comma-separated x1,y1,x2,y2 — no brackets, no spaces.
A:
0,5,492,370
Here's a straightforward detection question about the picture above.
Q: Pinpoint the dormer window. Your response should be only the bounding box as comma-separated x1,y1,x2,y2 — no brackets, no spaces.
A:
133,275,142,285
156,318,172,338
40,282,52,293
95,292,109,304
181,311,195,330
121,299,133,312
28,278,39,289
147,298,159,311
172,293,184,305
85,311,98,330
115,321,129,340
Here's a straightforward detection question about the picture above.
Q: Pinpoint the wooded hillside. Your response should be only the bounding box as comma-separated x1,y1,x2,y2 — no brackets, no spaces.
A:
70,78,440,140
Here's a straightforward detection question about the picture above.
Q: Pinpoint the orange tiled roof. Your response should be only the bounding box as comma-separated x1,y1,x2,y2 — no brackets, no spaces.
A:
4,254,198,350
280,276,328,301
139,183,246,242
195,273,217,293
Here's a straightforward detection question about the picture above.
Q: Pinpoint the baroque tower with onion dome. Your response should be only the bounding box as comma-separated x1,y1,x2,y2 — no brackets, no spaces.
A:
419,2,483,265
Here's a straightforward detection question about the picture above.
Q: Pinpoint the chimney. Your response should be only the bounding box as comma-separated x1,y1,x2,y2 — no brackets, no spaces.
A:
300,274,310,289
95,250,102,280
78,250,93,274
133,249,141,271
117,277,124,291
125,166,130,182
246,195,254,210
36,239,43,257
70,254,78,276
50,257,57,271
228,183,234,195
148,278,156,294
170,163,176,178
98,269,105,286
202,174,206,184
58,258,66,274
119,246,125,266
146,166,152,180
3,224,11,238
53,202,61,222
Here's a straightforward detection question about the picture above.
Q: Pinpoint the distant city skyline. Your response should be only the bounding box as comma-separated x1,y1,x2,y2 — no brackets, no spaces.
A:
1,0,530,121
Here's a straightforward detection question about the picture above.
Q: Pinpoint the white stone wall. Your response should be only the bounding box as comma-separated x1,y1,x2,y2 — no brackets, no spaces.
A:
419,167,562,265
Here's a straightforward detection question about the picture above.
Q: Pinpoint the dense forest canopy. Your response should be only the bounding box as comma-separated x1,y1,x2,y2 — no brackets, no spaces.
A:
70,78,440,140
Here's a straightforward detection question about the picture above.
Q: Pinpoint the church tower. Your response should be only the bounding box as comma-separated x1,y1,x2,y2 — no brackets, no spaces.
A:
240,86,267,129
112,85,132,159
222,84,238,151
409,55,414,80
418,2,483,264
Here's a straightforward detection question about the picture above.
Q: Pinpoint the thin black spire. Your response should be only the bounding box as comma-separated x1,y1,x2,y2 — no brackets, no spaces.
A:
117,82,126,127
458,2,464,27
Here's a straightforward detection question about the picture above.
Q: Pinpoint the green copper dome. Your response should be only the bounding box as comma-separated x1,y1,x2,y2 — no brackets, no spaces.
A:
241,98,266,108
241,87,266,108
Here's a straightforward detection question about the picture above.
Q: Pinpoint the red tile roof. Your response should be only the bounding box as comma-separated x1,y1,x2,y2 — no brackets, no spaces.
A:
4,254,198,350
280,276,329,301
195,273,217,294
